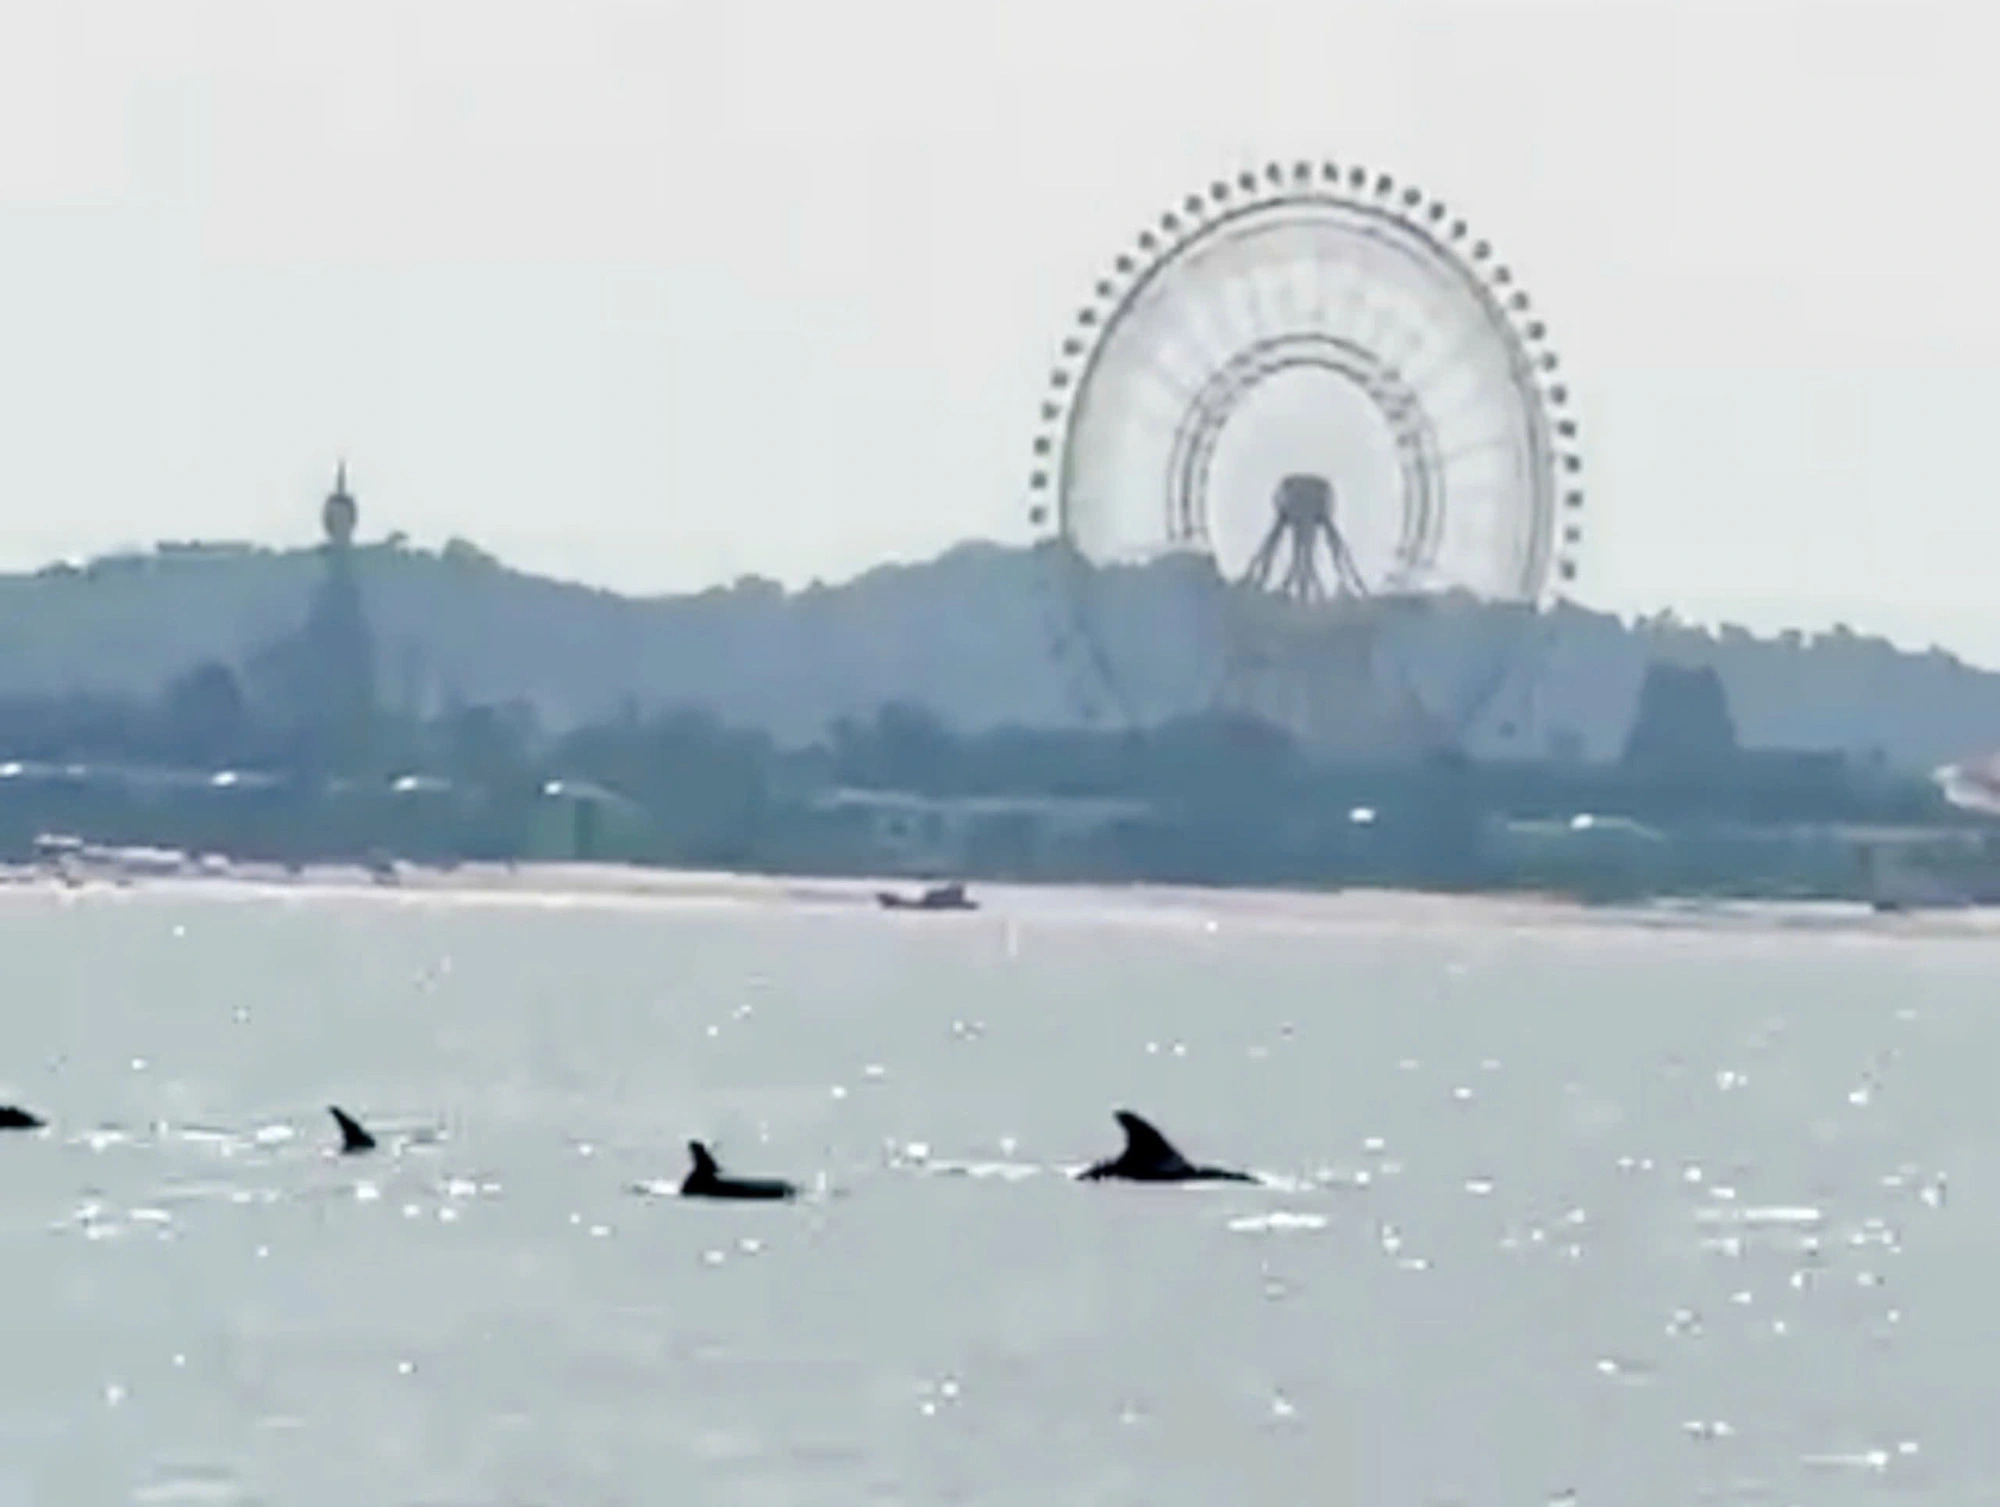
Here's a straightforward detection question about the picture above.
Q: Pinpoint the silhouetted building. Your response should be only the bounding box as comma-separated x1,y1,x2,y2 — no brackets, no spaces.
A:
1621,661,1738,770
241,462,379,772
307,461,376,763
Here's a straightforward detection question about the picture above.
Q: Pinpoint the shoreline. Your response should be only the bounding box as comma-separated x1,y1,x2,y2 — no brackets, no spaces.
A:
3,855,1999,942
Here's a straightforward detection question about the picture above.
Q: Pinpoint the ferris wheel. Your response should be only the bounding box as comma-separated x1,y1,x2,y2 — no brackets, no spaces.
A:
1027,160,1583,756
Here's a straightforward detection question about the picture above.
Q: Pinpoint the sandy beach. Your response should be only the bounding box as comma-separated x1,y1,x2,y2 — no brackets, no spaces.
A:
4,848,1997,943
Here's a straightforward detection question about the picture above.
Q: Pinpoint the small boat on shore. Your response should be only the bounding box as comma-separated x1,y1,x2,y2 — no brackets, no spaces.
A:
876,880,978,913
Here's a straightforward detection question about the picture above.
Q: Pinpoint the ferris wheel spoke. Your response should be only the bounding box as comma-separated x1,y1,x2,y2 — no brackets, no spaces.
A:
1419,352,1514,409
1339,236,1413,330
1098,335,1207,410
1379,319,1436,389
1410,338,1516,410
1240,239,1294,345
1166,287,1252,385
1369,291,1435,373
1194,272,1261,372
1435,421,1514,456
1356,300,1412,378
1271,244,1316,335
1301,250,1339,334
1199,241,1268,344
1104,383,1192,443
1252,259,1294,345
1232,263,1282,351
1270,231,1329,337
1126,344,1217,412
1384,296,1450,376
1326,247,1378,344
1341,282,1383,353
1424,380,1523,436
1355,285,1424,368
1127,271,1234,384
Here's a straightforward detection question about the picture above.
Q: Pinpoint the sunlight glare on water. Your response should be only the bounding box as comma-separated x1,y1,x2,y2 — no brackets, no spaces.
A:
0,880,1989,1504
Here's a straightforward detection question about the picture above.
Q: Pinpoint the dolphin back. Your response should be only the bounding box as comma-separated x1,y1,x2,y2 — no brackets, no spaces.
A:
681,1141,798,1201
1079,1109,1256,1184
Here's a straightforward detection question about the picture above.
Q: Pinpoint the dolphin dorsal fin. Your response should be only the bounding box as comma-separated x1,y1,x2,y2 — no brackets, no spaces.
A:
329,1105,376,1154
1114,1110,1185,1169
687,1140,720,1179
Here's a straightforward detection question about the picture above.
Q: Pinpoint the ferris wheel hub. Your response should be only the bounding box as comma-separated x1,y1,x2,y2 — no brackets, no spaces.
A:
1241,473,1372,605
1274,474,1332,532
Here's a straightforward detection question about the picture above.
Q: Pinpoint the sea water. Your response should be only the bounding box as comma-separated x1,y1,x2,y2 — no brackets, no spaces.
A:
0,879,1989,1504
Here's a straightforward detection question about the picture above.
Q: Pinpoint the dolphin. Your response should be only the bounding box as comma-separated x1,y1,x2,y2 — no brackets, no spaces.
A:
680,1140,798,1202
329,1105,378,1155
0,1104,45,1131
1077,1110,1257,1184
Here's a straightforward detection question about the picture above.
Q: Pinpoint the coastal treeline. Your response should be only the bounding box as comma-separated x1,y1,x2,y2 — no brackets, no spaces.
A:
0,660,1975,897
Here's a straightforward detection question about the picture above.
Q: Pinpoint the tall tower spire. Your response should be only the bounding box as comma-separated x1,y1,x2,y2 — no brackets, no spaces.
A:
303,456,376,772
322,458,358,548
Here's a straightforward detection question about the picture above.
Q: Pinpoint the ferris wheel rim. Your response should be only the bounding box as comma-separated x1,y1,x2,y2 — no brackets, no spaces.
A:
1055,190,1557,602
1026,160,1587,739
1030,160,1584,606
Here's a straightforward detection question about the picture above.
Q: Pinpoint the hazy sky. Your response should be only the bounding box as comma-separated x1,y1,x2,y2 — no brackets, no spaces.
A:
4,0,1999,660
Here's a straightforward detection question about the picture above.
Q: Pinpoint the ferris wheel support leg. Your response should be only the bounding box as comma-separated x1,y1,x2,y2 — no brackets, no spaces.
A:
1243,512,1288,592
1322,518,1370,599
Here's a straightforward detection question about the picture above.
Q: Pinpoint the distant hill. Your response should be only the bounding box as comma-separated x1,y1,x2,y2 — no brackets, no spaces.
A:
3,537,1999,772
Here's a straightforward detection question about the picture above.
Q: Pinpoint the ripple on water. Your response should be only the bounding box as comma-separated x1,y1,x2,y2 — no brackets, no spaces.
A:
69,1126,143,1154
438,1174,502,1201
1310,1165,1373,1189
149,1175,238,1203
1226,1210,1329,1235
52,1199,181,1242
1593,1356,1657,1384
924,1159,1043,1182
169,1127,244,1155
130,1461,262,1505
1801,1441,1921,1473
1692,1205,1824,1230
1245,1170,1315,1194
